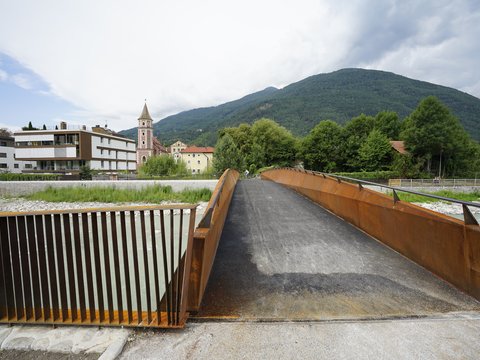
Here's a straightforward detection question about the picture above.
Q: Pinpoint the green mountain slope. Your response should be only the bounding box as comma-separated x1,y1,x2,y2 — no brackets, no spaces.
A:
120,68,480,144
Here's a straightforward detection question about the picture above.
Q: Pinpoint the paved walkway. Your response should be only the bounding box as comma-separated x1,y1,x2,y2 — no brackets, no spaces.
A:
194,179,480,320
120,314,480,359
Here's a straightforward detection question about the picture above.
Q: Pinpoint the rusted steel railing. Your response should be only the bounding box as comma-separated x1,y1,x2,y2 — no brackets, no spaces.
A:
0,204,196,328
313,169,480,225
262,168,480,301
188,169,239,311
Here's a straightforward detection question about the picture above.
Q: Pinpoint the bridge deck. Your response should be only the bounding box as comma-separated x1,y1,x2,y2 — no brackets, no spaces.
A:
194,180,480,320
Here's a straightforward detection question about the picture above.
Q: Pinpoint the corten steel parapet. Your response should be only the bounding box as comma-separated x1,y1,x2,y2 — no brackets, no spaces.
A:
261,168,480,301
188,169,240,312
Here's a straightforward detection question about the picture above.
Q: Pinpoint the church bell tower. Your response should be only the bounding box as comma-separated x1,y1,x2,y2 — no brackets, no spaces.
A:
136,102,154,165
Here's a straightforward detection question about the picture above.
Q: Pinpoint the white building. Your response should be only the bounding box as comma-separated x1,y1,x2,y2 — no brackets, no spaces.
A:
0,135,35,173
14,122,136,174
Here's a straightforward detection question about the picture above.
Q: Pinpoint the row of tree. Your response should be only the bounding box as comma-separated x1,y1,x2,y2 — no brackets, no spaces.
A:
212,96,480,178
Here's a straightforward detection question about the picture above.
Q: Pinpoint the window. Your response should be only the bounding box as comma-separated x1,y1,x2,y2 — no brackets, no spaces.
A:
101,161,104,168
100,149,104,155
197,160,200,164
14,164,19,168
24,164,32,169
142,141,145,145
108,138,111,144
0,163,7,168
108,150,111,155
187,160,190,164
192,154,195,158
0,153,6,158
0,141,6,146
142,122,145,126
100,137,104,143
192,169,195,173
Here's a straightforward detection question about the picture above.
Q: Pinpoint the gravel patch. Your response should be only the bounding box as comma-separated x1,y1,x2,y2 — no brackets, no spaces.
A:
413,201,480,215
0,198,208,214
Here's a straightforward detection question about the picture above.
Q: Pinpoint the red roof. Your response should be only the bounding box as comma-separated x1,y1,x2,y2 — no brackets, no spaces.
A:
181,146,215,153
390,141,408,154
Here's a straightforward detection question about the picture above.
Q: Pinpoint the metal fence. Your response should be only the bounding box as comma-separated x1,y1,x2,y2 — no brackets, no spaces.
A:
389,178,480,187
0,204,196,328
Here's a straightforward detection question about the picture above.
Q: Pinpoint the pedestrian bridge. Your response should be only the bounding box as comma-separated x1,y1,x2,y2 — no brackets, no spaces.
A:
189,168,480,322
1,168,479,328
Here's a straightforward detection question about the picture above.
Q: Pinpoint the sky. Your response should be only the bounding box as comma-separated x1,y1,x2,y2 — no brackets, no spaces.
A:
0,0,479,132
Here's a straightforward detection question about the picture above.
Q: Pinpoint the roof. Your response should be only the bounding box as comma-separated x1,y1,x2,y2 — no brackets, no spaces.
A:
138,103,153,121
390,140,408,154
181,146,215,153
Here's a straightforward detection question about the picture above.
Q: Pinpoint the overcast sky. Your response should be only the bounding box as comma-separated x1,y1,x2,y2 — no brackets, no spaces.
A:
0,0,479,132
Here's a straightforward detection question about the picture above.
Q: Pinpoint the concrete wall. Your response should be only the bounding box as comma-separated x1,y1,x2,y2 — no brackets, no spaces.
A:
262,168,480,301
0,179,218,197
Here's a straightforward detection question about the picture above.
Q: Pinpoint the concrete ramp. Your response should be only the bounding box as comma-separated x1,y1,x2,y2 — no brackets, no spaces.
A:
194,180,480,321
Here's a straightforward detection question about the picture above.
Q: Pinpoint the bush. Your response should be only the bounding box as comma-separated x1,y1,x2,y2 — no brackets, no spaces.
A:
0,173,61,181
333,170,399,180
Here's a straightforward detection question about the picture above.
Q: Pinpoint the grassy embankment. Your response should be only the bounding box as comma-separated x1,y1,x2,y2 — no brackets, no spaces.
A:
394,190,480,203
25,185,212,204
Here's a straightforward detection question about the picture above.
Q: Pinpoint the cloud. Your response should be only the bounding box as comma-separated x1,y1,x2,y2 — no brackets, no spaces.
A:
10,73,33,89
0,0,479,131
0,68,7,82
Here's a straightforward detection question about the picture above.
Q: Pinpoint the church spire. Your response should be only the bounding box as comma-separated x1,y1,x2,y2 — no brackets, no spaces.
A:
138,102,153,121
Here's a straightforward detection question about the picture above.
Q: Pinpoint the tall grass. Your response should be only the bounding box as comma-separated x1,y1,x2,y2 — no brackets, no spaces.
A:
394,190,480,203
25,185,212,203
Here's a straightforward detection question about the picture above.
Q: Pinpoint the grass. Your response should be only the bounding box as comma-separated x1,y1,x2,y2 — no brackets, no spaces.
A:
25,185,212,204
392,190,480,203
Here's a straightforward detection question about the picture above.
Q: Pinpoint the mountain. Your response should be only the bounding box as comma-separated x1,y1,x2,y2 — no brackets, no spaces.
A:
119,68,480,144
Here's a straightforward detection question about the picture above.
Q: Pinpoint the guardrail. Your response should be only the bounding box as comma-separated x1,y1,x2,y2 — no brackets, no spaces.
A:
389,178,480,187
261,168,480,301
188,169,240,311
0,204,196,328
314,171,479,226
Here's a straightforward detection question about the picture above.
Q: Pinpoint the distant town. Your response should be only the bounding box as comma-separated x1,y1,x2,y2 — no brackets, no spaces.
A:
0,103,214,177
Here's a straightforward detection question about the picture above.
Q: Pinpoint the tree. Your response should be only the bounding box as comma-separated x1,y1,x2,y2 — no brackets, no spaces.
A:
0,128,12,137
401,96,472,176
213,133,244,173
299,120,344,172
251,118,297,167
342,114,375,171
374,111,401,139
140,155,181,176
79,165,92,180
358,129,392,171
42,124,47,130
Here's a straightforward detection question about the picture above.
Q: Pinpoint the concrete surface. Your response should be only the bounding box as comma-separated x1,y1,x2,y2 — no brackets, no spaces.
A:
195,179,480,320
120,314,480,359
0,325,130,359
0,179,218,196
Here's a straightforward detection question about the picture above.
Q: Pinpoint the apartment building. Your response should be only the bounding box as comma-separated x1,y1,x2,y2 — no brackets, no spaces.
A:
14,122,136,174
180,146,214,174
0,135,35,173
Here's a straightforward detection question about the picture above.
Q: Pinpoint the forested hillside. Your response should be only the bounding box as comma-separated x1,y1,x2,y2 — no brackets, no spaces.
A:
120,68,480,144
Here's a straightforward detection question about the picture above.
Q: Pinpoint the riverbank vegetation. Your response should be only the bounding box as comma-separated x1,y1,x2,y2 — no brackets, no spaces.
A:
392,190,480,203
25,185,212,203
212,96,480,179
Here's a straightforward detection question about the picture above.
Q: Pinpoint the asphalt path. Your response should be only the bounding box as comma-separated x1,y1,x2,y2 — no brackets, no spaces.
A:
194,179,480,320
